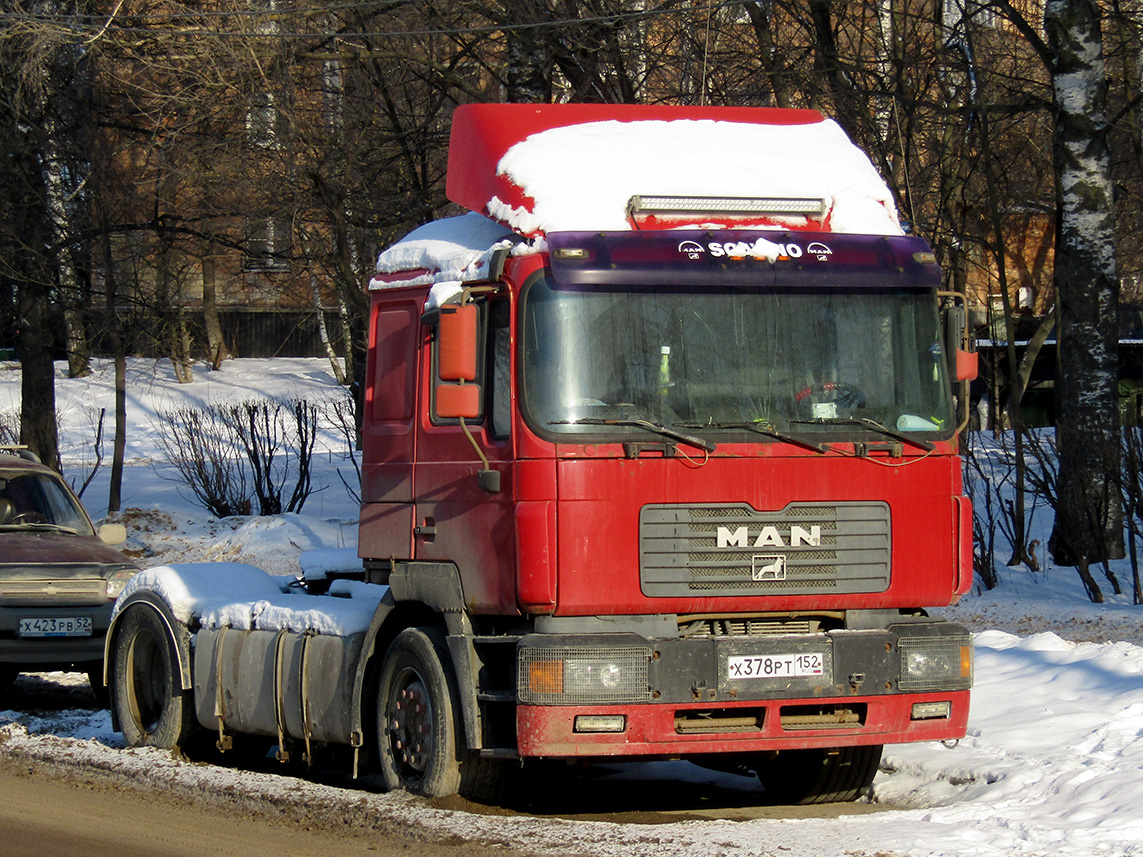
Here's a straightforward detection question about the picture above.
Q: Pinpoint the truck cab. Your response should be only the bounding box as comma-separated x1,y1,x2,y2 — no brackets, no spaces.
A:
358,104,975,800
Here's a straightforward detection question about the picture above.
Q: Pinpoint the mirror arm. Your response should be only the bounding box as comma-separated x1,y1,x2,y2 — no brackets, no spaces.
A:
459,417,500,493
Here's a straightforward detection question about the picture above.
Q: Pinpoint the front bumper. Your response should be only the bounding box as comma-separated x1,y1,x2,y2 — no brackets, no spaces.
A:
518,690,970,756
513,620,972,758
0,602,114,668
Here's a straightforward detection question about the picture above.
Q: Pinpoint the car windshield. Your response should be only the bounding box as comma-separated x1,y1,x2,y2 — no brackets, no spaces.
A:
520,279,954,440
0,472,94,534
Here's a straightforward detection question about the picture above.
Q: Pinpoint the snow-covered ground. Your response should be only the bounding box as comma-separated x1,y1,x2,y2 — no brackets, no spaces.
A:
3,357,1143,857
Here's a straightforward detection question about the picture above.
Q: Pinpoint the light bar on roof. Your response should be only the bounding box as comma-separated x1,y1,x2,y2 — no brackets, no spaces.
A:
627,195,826,219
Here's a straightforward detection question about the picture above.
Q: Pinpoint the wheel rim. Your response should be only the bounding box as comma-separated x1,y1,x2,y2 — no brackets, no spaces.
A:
386,666,435,778
128,627,167,734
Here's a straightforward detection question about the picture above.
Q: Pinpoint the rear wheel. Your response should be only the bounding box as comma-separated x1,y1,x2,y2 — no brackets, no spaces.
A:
112,605,198,750
755,744,882,804
375,626,504,801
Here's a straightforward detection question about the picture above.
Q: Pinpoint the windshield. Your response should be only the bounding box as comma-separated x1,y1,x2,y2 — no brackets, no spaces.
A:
0,472,94,534
521,279,953,441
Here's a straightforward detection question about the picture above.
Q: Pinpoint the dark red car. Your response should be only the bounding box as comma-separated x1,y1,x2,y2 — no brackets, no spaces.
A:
0,448,138,699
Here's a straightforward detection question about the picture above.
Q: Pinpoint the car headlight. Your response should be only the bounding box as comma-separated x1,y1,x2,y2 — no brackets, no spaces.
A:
106,568,138,600
899,635,973,692
518,647,651,704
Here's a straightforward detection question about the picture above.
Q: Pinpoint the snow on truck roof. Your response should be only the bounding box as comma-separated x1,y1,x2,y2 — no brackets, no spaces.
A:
372,103,903,293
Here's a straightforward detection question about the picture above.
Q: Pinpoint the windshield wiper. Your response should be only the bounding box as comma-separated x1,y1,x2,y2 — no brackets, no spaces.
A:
677,421,828,454
0,522,79,534
550,418,717,452
790,417,935,452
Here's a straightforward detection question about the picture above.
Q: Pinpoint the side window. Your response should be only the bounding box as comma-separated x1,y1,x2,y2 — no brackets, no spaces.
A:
488,299,511,440
371,304,419,422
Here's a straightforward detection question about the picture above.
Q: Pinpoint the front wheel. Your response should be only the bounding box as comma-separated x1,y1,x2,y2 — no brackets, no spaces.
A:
375,626,504,801
111,605,198,750
755,744,882,804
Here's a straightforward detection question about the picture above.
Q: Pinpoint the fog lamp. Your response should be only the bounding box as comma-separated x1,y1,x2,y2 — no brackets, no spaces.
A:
911,701,952,721
574,714,627,734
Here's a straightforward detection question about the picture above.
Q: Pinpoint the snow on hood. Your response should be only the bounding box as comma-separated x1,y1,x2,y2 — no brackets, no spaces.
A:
493,118,903,236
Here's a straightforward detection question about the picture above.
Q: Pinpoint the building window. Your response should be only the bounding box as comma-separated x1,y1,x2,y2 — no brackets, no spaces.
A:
244,216,292,273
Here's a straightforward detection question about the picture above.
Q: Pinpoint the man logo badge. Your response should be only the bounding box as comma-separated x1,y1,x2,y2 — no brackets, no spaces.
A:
753,555,787,581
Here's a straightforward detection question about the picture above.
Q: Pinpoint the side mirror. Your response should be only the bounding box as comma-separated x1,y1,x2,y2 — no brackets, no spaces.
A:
436,383,481,419
955,349,979,382
438,304,478,382
99,523,127,545
434,300,500,494
436,304,482,418
941,297,977,380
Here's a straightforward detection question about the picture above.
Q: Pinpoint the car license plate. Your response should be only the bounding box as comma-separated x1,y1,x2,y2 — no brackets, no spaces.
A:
727,652,825,679
18,616,93,638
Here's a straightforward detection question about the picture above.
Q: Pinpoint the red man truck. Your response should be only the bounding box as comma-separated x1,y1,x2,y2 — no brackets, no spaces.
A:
108,103,976,805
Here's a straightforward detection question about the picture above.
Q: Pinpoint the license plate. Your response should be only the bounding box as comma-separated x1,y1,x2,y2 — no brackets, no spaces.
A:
18,616,93,638
727,652,825,679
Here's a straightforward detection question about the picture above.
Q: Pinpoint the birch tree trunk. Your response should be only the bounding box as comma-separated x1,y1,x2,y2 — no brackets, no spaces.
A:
311,272,346,386
1045,0,1125,585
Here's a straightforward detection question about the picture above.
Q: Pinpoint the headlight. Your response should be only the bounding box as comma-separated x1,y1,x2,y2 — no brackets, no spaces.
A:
899,635,973,692
106,568,138,600
518,647,651,704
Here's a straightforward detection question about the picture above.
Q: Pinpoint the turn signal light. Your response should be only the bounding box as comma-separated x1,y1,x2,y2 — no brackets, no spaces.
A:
528,660,564,696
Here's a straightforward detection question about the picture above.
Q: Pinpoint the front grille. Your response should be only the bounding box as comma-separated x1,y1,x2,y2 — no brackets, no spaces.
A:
640,502,891,597
780,703,866,730
0,579,107,606
680,617,818,637
675,707,765,734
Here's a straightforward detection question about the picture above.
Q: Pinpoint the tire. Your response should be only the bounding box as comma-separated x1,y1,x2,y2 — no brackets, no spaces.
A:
111,605,198,751
755,744,883,804
375,626,504,801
